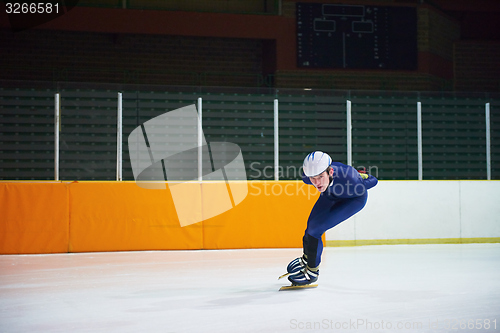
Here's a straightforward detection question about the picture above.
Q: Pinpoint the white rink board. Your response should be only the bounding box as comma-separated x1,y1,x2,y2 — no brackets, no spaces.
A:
327,181,500,242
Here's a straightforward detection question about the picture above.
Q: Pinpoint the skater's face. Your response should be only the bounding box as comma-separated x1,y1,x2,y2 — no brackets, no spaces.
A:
309,168,333,192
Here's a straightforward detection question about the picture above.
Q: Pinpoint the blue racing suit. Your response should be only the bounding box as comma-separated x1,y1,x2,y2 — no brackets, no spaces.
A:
301,162,378,268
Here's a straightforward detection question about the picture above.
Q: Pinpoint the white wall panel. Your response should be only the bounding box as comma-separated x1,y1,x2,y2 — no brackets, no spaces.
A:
326,181,499,242
459,181,500,238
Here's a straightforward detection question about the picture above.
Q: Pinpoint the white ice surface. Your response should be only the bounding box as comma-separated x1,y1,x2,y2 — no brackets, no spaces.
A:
1,244,499,333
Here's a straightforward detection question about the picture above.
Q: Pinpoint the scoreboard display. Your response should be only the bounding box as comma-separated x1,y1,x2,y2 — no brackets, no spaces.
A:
296,3,418,70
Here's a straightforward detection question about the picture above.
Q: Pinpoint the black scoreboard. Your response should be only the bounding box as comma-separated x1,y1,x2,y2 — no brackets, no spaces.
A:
296,3,417,70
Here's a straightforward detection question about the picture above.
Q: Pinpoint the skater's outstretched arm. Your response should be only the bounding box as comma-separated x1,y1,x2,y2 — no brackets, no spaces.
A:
361,173,378,190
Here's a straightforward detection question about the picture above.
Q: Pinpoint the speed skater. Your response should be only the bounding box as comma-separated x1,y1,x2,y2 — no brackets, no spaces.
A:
286,151,378,285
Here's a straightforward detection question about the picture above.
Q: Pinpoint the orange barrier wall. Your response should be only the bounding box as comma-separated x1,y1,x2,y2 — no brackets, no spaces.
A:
0,181,320,254
0,182,70,254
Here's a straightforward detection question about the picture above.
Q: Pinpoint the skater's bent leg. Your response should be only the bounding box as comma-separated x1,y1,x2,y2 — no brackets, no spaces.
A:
307,194,367,239
302,233,320,264
303,233,323,268
304,194,368,268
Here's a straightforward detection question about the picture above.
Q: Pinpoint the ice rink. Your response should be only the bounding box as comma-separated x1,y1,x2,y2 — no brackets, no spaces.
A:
1,244,499,333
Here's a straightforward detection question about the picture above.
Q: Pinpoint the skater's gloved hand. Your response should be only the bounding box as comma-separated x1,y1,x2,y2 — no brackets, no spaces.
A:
357,167,370,180
359,172,369,179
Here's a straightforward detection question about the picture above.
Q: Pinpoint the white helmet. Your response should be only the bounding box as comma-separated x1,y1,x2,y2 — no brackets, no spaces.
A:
303,151,332,177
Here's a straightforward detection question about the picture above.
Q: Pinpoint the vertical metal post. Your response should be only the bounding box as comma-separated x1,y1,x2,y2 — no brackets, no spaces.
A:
346,100,352,166
197,97,203,182
486,103,491,180
54,93,60,181
274,99,279,180
417,102,423,180
117,92,123,181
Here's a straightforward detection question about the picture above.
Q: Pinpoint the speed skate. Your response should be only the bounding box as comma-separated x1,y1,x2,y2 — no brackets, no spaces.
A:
279,284,318,291
278,272,318,291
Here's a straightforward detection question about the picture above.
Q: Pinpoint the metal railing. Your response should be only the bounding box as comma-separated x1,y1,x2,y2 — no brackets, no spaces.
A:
1,81,498,181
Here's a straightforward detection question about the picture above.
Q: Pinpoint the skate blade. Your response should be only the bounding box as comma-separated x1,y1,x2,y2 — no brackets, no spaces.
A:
278,272,290,280
279,284,318,291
